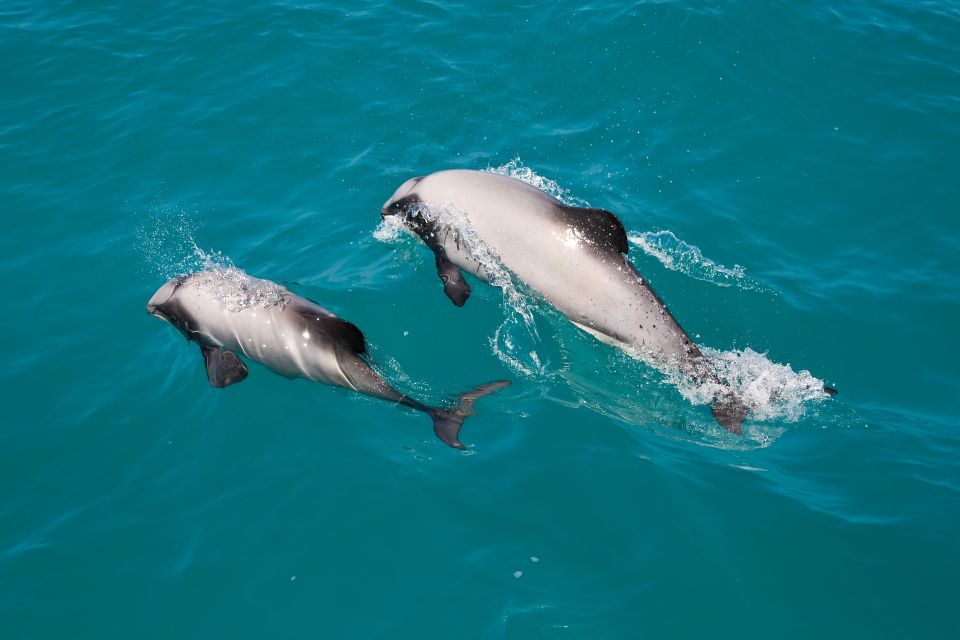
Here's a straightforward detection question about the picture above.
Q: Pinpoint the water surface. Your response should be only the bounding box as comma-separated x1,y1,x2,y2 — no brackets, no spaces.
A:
2,1,959,638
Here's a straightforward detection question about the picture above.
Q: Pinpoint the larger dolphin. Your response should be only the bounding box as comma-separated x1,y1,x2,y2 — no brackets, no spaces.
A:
147,269,508,448
382,170,766,433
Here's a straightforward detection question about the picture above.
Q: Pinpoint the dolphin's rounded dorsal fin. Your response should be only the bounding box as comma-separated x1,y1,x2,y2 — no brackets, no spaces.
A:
296,310,367,355
558,206,629,255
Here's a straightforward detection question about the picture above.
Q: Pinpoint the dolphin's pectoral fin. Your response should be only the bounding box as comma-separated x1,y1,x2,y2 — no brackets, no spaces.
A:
415,216,471,306
435,252,471,306
560,206,630,254
297,312,367,355
201,345,249,388
571,321,627,347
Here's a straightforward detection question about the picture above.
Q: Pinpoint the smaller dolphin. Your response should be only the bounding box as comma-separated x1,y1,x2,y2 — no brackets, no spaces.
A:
147,269,509,449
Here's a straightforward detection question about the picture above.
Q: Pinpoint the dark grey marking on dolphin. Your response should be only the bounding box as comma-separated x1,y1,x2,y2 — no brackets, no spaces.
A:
381,169,837,434
147,270,509,448
385,192,473,306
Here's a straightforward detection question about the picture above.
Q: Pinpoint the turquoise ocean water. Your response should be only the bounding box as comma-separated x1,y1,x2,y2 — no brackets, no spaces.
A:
3,1,959,637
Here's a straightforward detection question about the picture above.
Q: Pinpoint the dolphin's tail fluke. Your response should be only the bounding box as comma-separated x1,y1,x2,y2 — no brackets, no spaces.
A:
429,380,511,449
711,392,751,435
709,384,837,435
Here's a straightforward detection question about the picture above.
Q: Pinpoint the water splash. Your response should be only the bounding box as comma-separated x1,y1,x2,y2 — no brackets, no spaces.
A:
668,347,831,423
551,328,828,449
135,203,204,279
372,215,408,244
485,157,590,207
628,230,767,291
421,201,547,375
187,265,287,313
375,194,547,375
137,202,285,312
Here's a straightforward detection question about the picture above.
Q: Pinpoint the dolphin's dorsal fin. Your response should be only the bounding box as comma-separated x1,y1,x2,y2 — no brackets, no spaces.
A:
297,312,367,355
201,345,249,388
559,206,629,255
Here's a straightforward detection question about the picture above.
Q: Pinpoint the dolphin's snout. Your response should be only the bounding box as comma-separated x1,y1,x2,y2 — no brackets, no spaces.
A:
147,278,181,316
146,302,166,319
380,200,406,219
382,176,425,218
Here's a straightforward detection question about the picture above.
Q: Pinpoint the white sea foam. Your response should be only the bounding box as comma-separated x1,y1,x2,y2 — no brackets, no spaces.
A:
668,347,831,423
628,230,767,291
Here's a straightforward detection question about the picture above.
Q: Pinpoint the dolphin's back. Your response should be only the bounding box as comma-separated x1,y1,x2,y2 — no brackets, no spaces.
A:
168,273,359,388
409,170,705,373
